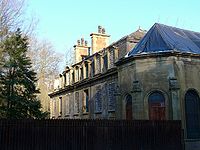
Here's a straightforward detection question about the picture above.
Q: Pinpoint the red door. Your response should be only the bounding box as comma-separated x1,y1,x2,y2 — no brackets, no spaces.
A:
149,103,165,120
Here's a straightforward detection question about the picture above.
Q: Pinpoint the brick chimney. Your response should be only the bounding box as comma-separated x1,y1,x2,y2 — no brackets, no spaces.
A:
74,38,90,63
90,26,110,54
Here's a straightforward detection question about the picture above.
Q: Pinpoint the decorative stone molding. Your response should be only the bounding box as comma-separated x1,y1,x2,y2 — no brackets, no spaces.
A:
114,85,121,96
169,77,180,90
131,80,142,92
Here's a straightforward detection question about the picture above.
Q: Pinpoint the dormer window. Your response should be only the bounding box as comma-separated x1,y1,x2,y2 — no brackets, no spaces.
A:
96,55,101,74
72,71,75,83
85,63,89,78
109,49,114,69
90,60,95,77
75,67,79,82
80,67,84,80
63,73,66,86
66,72,70,85
103,53,108,72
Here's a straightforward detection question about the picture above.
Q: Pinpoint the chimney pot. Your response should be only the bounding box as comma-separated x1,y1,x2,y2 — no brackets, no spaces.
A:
77,40,80,45
81,38,84,46
98,26,102,33
102,28,105,34
85,40,88,46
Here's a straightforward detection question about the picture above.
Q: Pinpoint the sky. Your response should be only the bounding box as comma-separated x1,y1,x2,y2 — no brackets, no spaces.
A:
26,0,200,64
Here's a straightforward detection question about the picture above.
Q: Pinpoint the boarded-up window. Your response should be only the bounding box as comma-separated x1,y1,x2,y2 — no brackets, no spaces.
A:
108,82,116,111
96,56,101,74
103,54,108,71
95,86,102,113
109,50,114,68
74,92,79,114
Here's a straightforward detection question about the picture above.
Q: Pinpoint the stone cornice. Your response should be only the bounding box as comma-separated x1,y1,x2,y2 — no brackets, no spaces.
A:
115,51,200,66
48,67,117,97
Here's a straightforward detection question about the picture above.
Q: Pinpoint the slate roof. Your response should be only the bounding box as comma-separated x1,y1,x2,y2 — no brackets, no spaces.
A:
128,23,200,56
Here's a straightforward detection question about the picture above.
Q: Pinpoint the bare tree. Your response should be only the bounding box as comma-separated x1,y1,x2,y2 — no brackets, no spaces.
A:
28,38,63,112
65,47,75,66
0,0,37,64
0,0,23,37
0,0,37,39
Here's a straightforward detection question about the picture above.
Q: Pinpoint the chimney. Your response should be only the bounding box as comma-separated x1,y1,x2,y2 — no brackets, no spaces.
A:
90,26,110,54
74,38,90,63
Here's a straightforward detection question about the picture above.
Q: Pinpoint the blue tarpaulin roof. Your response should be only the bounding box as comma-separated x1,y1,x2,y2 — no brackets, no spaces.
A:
128,23,200,56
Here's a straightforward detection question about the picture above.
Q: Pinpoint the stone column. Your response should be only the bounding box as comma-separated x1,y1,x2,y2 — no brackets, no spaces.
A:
131,80,144,119
169,77,180,120
114,85,122,119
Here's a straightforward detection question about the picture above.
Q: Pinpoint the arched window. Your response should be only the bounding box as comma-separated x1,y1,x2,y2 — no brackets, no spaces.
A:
125,94,132,120
148,91,165,120
185,90,200,139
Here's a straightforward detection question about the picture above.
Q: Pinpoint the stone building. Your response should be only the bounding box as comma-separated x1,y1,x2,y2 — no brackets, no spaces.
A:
116,23,200,148
48,25,146,119
49,23,200,147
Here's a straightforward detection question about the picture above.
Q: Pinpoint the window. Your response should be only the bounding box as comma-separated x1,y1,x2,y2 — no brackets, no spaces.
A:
59,97,62,116
75,67,79,82
74,92,79,114
52,98,56,117
85,63,89,78
148,91,165,120
72,71,75,83
109,50,114,68
91,60,95,77
103,54,108,71
95,86,102,113
108,82,116,111
65,95,70,115
80,67,84,80
83,89,89,113
125,94,132,120
185,90,200,139
63,74,66,86
96,56,101,74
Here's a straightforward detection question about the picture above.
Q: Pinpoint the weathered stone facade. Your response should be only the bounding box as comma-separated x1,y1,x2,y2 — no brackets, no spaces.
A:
49,26,145,119
116,52,200,149
49,23,200,149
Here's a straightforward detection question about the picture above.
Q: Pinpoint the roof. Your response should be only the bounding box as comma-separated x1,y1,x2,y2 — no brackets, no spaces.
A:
128,23,200,56
109,28,146,47
127,28,147,41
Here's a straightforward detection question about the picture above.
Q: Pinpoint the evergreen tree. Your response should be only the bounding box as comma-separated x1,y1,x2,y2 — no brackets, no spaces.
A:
0,29,48,119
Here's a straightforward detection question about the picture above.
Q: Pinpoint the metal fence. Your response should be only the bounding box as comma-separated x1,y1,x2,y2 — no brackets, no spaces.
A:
0,119,183,150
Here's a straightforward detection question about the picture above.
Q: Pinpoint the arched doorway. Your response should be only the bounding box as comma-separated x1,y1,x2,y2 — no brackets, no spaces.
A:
185,90,200,139
148,91,165,120
125,94,132,120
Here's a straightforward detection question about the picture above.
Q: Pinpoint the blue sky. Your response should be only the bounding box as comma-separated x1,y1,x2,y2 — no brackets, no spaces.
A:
26,0,200,57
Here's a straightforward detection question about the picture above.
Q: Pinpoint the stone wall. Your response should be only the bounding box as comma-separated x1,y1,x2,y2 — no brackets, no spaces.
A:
51,73,118,119
117,55,179,120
